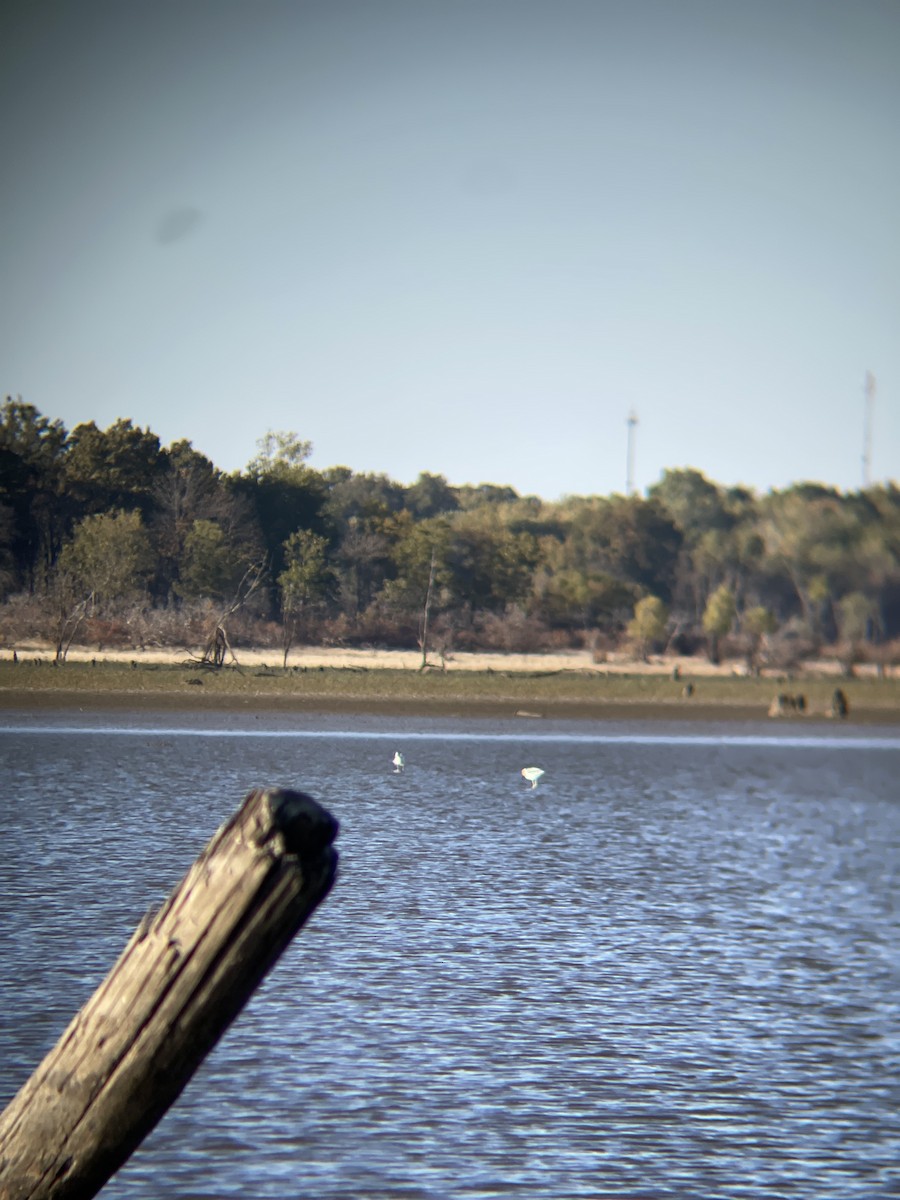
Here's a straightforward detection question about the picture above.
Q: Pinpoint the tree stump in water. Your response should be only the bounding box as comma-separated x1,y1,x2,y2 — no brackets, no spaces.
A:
0,787,338,1200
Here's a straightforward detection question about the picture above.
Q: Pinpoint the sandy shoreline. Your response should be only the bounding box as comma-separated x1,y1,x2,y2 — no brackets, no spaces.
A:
6,642,890,680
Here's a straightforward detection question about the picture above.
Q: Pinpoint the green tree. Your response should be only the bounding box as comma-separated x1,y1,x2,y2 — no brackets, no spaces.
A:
0,503,16,596
0,397,67,464
0,397,69,592
384,517,454,662
455,482,520,510
334,520,396,616
177,519,246,601
442,510,539,617
533,565,635,633
649,469,764,628
56,509,153,610
152,441,260,602
404,472,459,519
235,431,328,598
835,591,876,676
758,487,864,638
64,419,164,515
846,485,900,641
702,584,736,664
48,509,154,659
649,467,727,535
557,495,682,609
245,430,314,480
324,470,406,529
743,605,777,674
627,595,668,661
278,529,330,666
386,517,451,603
322,470,407,616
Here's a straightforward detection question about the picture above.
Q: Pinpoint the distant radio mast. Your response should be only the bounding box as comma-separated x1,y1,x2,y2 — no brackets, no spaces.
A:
625,409,638,495
862,371,876,488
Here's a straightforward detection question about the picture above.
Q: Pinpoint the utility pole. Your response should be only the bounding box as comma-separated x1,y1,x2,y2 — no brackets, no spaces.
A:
625,409,638,496
862,371,876,488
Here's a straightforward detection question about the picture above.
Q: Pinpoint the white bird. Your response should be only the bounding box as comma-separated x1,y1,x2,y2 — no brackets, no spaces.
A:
521,766,545,789
392,751,405,773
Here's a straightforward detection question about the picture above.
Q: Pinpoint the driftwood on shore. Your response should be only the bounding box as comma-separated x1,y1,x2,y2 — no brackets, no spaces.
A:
0,787,338,1200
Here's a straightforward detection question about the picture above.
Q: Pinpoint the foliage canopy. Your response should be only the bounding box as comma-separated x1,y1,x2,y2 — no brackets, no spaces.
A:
2,398,898,667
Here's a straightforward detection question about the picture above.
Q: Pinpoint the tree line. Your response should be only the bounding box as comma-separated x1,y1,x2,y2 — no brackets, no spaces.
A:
1,397,898,671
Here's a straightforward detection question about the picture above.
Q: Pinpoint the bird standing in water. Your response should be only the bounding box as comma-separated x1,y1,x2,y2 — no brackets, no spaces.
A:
393,751,405,773
521,766,545,789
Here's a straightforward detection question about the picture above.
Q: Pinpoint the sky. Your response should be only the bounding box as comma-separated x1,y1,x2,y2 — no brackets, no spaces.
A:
1,0,898,501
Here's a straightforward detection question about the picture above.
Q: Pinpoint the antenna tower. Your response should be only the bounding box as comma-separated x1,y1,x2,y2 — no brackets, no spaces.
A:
862,371,876,488
625,409,638,495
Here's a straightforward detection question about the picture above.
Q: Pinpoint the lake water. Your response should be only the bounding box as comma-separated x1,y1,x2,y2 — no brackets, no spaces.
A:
1,710,899,1199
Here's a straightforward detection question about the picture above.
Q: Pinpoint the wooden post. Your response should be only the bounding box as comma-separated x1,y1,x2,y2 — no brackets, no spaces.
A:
0,787,338,1200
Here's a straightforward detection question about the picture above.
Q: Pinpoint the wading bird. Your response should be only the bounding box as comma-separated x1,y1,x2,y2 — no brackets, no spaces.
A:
393,751,405,773
521,766,545,788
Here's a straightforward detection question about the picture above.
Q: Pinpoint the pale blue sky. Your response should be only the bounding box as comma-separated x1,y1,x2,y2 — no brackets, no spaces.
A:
2,0,898,499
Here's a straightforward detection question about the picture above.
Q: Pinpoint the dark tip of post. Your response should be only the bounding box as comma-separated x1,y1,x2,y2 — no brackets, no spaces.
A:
263,788,340,863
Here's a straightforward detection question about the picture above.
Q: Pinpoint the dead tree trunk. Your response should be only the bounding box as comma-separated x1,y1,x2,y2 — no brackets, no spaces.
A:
0,787,338,1200
419,548,443,672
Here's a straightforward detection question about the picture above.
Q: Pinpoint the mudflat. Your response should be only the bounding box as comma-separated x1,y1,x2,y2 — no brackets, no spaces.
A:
1,646,897,724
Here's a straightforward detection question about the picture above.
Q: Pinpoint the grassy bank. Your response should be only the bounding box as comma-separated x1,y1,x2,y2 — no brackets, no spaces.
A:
1,659,897,723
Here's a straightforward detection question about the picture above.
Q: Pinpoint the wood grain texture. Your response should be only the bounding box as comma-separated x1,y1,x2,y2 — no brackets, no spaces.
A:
0,788,338,1200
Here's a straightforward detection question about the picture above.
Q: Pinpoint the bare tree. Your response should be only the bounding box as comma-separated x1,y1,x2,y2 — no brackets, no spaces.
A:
196,560,268,668
419,547,439,671
51,584,94,664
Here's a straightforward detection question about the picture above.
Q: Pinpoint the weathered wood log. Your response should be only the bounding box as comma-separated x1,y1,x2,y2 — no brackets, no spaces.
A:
0,787,339,1200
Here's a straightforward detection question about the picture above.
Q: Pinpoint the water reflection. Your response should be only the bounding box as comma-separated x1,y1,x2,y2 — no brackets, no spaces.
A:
1,713,898,1198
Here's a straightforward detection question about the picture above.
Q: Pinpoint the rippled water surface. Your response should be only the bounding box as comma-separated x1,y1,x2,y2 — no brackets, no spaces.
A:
1,711,899,1198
